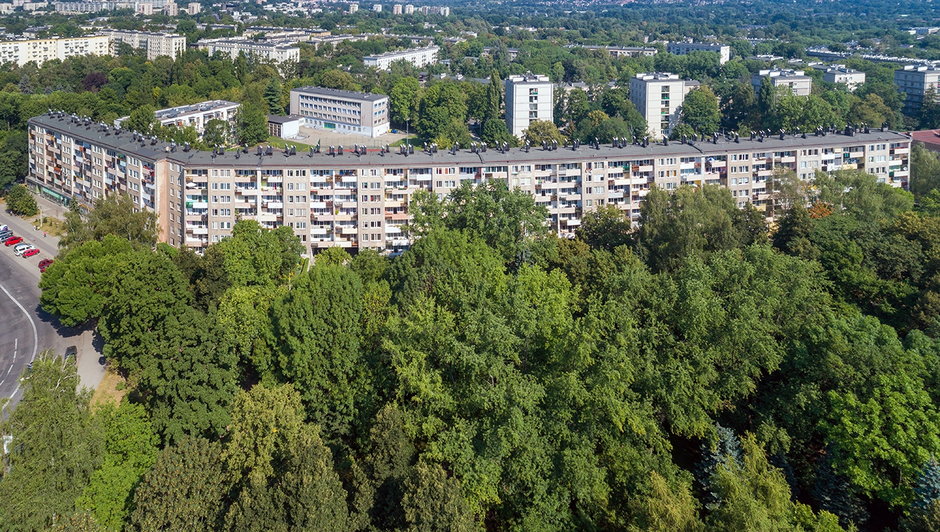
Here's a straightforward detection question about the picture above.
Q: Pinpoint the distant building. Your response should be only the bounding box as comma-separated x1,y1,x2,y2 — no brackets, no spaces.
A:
186,1,200,14
135,2,153,15
751,68,813,96
667,41,731,64
53,1,135,13
107,30,186,60
371,3,381,11
115,100,241,134
363,45,438,70
163,2,178,16
630,72,699,139
0,34,111,66
403,3,413,13
895,65,940,114
818,64,866,92
267,115,303,138
579,45,658,58
392,3,401,13
505,73,553,138
348,2,358,13
198,38,300,64
289,86,390,137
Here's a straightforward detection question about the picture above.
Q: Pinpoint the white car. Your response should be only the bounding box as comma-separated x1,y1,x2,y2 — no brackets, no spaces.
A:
0,225,7,233
13,243,34,256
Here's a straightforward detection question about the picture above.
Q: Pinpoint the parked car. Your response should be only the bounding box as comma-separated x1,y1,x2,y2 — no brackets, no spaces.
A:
64,346,77,360
22,249,39,258
38,259,53,272
4,236,23,246
0,225,8,232
13,243,33,255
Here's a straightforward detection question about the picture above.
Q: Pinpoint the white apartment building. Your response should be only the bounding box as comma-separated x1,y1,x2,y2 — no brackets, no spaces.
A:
53,1,134,13
107,30,186,60
667,41,731,64
136,2,153,14
403,3,413,13
28,112,911,255
348,2,358,13
505,73,553,138
392,3,402,14
819,65,866,92
163,2,178,16
0,34,111,66
363,45,439,70
198,38,300,64
115,100,241,134
895,65,940,115
630,72,699,140
290,86,390,137
752,68,813,96
186,1,200,13
372,3,381,11
579,45,658,58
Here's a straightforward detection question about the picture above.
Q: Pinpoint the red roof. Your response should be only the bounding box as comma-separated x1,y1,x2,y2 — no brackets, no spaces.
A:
910,130,940,149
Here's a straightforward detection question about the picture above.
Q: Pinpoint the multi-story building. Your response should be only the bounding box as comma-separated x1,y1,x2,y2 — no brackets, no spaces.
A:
667,41,731,64
28,112,911,255
895,65,940,115
363,45,439,70
197,38,300,64
106,30,186,60
578,45,658,58
392,3,401,14
135,2,153,15
752,68,813,96
348,2,357,13
505,73,553,138
163,2,178,16
371,3,381,11
630,72,699,140
186,1,200,13
289,86,390,137
115,100,241,135
818,64,866,92
0,34,111,66
403,3,413,13
53,1,135,13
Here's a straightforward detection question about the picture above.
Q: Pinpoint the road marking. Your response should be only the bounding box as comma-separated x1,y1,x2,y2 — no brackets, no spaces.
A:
0,283,39,411
12,337,15,361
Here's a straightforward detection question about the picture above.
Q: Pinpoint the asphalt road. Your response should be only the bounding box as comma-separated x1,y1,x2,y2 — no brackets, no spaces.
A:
0,209,87,413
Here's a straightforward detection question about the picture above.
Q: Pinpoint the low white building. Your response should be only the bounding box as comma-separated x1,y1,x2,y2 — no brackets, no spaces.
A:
667,41,731,64
819,64,866,92
107,30,186,60
198,38,300,64
752,68,813,96
363,45,438,70
116,100,241,135
290,86,390,138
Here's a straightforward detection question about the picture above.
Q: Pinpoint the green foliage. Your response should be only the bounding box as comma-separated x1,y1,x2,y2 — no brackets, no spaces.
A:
77,402,159,530
912,143,940,199
680,86,721,135
5,183,37,216
389,76,421,127
577,204,633,251
123,105,157,135
523,119,565,145
0,353,103,532
61,193,157,250
235,104,269,146
402,461,480,532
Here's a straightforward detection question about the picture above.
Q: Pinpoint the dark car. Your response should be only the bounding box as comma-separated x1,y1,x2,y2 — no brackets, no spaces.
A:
38,259,54,272
64,346,77,360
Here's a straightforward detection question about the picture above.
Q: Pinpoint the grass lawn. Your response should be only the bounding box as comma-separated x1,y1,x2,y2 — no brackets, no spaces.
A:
389,135,419,147
91,370,128,409
265,136,310,151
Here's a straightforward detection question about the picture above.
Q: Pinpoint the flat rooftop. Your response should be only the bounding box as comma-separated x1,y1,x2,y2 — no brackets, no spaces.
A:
31,113,911,170
364,46,439,59
292,86,387,102
155,100,239,120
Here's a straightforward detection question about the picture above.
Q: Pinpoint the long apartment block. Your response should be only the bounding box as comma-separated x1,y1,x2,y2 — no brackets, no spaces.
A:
28,113,911,255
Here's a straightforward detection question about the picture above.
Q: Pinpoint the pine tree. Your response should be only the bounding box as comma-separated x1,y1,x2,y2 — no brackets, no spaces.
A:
696,424,742,508
264,79,284,115
812,452,869,528
903,458,940,531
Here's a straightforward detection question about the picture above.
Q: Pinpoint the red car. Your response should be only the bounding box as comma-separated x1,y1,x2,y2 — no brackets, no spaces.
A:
4,236,23,246
22,248,39,258
38,259,54,272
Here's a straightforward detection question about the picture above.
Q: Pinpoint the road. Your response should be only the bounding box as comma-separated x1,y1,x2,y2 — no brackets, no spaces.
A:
0,203,102,412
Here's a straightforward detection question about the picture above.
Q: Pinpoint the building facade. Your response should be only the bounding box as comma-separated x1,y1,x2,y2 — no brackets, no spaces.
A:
0,35,111,66
820,65,866,92
895,65,940,115
363,45,439,70
667,41,731,64
28,113,911,256
579,45,658,58
630,72,698,140
505,73,554,138
107,30,186,60
752,68,813,96
115,100,241,135
392,3,401,14
197,38,300,64
290,87,390,137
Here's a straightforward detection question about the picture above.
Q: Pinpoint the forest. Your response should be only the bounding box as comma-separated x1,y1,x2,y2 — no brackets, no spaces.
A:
0,157,938,531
